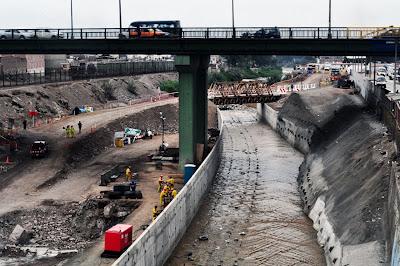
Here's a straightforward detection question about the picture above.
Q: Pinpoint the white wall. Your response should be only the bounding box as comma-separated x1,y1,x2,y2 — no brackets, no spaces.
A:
114,111,224,266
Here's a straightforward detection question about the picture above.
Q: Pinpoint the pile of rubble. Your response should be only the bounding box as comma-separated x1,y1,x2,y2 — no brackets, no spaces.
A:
0,198,139,262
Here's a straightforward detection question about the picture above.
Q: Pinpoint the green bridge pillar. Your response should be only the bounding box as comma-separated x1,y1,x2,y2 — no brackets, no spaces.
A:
175,55,210,170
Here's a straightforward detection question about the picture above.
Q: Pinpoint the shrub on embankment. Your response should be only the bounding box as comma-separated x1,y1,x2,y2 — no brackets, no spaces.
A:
208,67,282,84
265,88,395,264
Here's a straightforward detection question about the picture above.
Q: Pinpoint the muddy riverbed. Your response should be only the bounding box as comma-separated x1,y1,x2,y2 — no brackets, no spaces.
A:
167,107,324,266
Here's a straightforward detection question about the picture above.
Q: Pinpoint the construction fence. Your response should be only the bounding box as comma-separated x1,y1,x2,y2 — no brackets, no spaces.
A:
0,61,175,88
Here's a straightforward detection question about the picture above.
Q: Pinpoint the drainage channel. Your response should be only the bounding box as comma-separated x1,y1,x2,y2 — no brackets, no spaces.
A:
167,107,325,266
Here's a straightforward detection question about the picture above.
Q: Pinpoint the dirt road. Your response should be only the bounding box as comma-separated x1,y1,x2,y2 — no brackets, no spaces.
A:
168,107,324,265
0,98,178,216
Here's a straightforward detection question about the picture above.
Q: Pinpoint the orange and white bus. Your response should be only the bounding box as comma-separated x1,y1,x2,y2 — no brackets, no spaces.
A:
128,21,181,38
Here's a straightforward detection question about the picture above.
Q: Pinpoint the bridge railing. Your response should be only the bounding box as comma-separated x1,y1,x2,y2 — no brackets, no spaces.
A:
0,27,399,41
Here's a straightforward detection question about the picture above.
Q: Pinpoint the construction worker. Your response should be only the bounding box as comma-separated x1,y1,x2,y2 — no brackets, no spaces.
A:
130,179,137,192
166,177,175,189
125,166,132,181
152,205,159,221
71,126,76,138
65,125,71,138
78,121,82,134
160,186,170,208
171,189,178,199
158,175,164,192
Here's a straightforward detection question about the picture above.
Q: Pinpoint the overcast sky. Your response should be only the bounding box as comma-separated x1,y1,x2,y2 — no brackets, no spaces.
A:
1,0,400,28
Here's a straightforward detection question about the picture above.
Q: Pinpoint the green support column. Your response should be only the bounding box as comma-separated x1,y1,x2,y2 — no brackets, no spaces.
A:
175,55,210,171
194,56,209,153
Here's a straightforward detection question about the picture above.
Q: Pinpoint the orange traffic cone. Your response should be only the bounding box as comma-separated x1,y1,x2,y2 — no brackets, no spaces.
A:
5,156,11,164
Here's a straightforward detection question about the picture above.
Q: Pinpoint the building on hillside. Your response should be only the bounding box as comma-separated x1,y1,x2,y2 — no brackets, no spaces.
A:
0,55,45,74
44,55,68,71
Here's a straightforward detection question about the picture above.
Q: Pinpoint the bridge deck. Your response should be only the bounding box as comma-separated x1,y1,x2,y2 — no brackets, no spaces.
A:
0,27,398,56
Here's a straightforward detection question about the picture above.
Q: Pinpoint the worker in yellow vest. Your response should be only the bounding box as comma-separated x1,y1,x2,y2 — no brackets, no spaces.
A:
158,175,164,192
125,166,132,181
172,189,178,199
166,177,175,189
152,205,159,221
160,186,170,208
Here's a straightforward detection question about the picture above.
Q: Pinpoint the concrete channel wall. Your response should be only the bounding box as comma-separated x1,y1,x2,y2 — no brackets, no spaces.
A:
114,112,224,266
353,73,400,266
257,92,393,265
257,103,311,154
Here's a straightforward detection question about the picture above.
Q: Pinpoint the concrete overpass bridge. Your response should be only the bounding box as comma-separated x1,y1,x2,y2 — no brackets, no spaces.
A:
1,26,398,168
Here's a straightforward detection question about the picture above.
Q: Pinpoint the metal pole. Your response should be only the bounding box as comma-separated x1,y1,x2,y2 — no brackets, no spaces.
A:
231,0,235,28
231,0,235,38
395,38,398,93
70,0,74,39
119,0,122,34
373,61,376,89
328,0,332,39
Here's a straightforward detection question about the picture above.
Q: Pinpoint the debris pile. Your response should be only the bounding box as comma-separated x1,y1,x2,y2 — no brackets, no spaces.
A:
0,198,139,262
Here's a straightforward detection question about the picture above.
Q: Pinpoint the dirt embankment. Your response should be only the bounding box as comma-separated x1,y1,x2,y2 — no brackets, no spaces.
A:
272,88,395,265
37,103,179,189
0,73,177,124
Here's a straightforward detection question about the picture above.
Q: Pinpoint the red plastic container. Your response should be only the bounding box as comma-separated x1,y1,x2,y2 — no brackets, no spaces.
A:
104,224,133,253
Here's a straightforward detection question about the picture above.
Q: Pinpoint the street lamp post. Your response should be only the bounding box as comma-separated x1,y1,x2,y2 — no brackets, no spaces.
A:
160,112,166,151
395,38,398,93
231,0,236,38
119,0,122,34
328,0,332,39
70,0,74,39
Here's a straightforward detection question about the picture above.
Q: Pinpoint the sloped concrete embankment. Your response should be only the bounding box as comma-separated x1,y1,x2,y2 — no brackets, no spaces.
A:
258,89,395,265
353,72,400,265
113,112,223,266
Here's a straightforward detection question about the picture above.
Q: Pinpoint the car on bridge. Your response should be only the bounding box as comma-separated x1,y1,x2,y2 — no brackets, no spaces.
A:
377,67,388,77
30,29,64,39
375,76,387,89
0,29,33,39
375,28,400,39
241,27,281,39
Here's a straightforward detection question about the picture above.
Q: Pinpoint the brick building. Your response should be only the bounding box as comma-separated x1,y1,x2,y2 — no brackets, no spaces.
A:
0,55,45,74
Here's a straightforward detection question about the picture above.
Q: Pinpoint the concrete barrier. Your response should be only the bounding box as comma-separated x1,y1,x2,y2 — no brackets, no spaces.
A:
257,103,311,153
114,111,223,266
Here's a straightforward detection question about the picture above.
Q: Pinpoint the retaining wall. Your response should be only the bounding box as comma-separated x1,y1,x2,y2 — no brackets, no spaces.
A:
257,90,391,265
114,112,223,266
257,103,311,153
353,73,400,266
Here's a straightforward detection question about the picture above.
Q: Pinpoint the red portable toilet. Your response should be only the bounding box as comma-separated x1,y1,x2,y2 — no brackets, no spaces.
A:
104,224,133,254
